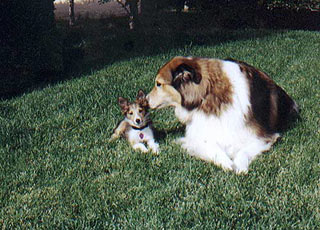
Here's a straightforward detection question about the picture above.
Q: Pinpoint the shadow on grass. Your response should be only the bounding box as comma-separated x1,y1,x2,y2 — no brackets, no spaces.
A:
154,125,185,142
0,11,280,100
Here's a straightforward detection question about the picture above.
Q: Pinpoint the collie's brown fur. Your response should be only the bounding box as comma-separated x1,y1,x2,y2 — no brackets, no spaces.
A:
147,56,298,173
154,56,233,116
148,56,298,136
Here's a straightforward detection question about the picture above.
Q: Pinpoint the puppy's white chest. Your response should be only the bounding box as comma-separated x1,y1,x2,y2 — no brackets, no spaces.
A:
128,127,154,143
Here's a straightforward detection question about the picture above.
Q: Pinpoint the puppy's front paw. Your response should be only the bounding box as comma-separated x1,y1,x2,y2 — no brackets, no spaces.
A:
133,143,148,153
151,142,160,155
109,134,119,142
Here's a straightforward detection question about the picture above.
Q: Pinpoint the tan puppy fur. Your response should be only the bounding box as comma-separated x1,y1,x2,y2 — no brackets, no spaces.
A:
111,90,159,154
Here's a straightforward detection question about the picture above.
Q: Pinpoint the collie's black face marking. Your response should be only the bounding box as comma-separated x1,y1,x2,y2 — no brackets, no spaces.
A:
172,63,202,89
170,63,205,111
147,56,233,115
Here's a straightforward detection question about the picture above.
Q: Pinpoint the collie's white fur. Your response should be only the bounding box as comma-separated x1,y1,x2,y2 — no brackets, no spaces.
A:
174,61,277,173
147,56,297,173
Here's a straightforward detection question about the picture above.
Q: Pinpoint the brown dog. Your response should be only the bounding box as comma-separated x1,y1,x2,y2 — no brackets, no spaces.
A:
147,56,298,173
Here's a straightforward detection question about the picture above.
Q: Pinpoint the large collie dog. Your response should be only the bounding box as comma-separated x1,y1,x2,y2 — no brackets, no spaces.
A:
147,56,298,173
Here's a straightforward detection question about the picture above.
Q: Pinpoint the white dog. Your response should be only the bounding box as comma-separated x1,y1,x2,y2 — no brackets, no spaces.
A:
147,56,298,173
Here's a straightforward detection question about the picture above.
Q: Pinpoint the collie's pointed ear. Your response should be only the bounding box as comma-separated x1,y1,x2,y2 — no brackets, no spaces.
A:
136,90,149,108
118,97,129,113
172,63,202,88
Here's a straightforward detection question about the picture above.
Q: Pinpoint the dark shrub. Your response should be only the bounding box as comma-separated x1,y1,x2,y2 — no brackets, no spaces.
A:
0,0,63,98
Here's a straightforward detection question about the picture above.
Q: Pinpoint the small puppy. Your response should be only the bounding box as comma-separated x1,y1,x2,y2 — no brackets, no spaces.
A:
110,90,159,154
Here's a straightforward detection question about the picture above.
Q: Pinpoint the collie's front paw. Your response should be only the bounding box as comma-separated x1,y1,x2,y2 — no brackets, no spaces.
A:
233,167,248,174
233,157,249,174
174,137,186,145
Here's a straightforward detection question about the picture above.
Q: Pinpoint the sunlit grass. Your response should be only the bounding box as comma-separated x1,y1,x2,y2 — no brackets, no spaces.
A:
0,29,319,229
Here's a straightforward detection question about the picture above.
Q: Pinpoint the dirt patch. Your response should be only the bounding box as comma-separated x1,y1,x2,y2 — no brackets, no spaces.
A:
54,0,127,20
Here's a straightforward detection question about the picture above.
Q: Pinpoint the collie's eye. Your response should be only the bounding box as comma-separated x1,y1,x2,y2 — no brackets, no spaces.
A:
156,82,161,87
129,111,133,115
138,109,143,113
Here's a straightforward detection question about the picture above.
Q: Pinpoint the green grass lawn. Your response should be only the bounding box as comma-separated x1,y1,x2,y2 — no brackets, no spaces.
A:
1,28,319,229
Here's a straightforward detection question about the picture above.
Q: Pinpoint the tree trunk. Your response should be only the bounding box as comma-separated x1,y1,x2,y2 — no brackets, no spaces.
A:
256,0,267,28
137,0,141,15
69,0,75,26
116,0,141,30
128,0,139,30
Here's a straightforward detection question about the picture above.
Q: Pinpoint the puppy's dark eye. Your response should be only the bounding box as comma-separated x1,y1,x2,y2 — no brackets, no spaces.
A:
129,111,133,115
138,109,143,113
156,82,161,87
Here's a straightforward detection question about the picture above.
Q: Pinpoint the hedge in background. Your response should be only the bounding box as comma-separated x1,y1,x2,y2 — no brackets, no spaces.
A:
266,0,320,10
0,0,63,98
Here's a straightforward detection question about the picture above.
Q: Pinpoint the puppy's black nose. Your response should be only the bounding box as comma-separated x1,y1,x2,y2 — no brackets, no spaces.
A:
136,119,141,124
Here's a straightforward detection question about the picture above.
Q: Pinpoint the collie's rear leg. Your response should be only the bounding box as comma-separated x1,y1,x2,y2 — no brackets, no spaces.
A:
233,134,280,174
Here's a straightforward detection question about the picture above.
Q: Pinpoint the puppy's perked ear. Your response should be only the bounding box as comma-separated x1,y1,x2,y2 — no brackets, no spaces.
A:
137,89,146,99
172,63,202,88
118,97,129,114
136,89,149,108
